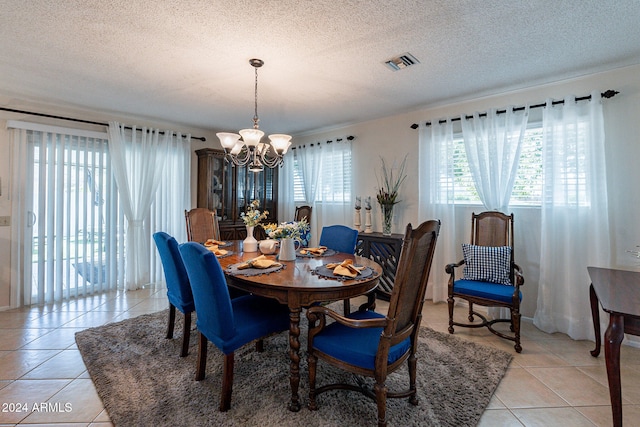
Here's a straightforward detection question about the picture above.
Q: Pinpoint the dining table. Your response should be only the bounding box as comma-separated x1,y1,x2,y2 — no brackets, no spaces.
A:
215,240,383,412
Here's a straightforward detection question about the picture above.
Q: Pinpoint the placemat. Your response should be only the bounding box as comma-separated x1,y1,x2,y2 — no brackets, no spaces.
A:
226,262,285,276
313,264,374,281
215,250,234,259
296,248,337,258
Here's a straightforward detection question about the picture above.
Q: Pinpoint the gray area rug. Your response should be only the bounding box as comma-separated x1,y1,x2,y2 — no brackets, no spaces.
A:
75,308,512,427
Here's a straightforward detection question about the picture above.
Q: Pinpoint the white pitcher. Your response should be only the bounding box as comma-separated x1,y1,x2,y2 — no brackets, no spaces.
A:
278,238,299,261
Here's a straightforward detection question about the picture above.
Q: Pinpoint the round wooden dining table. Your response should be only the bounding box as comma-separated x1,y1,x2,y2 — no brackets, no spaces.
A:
216,240,382,412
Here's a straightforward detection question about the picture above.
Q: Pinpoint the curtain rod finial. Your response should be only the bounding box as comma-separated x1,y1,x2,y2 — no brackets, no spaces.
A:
601,90,619,99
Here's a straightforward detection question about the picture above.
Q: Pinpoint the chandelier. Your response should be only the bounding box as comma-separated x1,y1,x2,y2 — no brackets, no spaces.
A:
216,59,292,172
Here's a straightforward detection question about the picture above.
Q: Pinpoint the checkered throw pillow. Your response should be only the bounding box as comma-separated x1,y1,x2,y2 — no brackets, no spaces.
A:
461,243,512,285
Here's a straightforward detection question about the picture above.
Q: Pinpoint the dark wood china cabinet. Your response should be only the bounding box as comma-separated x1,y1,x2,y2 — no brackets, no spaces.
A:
195,148,278,241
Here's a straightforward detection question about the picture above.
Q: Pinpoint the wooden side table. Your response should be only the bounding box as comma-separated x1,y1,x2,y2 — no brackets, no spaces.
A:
588,266,640,427
356,232,403,300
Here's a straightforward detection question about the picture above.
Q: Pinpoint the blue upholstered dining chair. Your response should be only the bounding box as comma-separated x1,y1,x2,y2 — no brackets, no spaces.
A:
318,224,361,313
306,220,440,427
178,242,290,412
153,231,195,357
319,224,358,254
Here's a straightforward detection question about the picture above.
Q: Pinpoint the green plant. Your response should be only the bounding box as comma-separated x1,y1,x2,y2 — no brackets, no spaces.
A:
376,155,408,206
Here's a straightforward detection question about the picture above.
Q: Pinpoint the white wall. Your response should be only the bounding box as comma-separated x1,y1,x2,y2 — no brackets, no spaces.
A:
2,64,639,314
293,63,640,318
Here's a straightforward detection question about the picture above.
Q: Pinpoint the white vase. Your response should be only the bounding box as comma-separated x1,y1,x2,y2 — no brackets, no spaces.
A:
243,225,258,252
278,237,299,261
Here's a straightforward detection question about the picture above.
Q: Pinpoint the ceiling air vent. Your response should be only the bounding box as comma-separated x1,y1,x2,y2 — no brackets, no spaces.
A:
384,52,420,71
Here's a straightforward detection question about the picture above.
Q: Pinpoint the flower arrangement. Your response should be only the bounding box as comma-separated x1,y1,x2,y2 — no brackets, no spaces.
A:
376,155,408,235
263,218,310,240
241,199,269,227
376,155,408,206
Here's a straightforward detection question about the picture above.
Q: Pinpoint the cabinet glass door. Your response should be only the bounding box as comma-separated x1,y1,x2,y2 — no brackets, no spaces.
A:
221,160,235,221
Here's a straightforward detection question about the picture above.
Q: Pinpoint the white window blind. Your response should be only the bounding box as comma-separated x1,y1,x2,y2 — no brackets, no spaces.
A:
293,156,306,202
436,126,545,206
293,143,352,204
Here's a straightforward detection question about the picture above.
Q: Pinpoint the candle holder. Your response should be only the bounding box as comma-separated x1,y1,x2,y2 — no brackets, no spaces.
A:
364,208,373,233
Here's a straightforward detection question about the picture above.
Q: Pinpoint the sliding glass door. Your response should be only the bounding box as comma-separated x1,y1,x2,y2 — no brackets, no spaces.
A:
11,124,125,305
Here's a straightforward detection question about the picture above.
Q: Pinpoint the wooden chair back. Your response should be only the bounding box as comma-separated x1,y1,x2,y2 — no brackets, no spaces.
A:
471,211,513,248
471,211,515,282
185,208,220,243
385,220,440,342
294,205,312,223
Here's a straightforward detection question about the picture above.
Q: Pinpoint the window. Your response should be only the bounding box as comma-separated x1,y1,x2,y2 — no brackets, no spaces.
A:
440,125,544,206
10,121,191,305
511,126,543,205
293,142,352,204
293,156,306,202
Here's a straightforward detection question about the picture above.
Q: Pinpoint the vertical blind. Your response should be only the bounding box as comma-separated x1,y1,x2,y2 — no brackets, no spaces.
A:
9,122,125,305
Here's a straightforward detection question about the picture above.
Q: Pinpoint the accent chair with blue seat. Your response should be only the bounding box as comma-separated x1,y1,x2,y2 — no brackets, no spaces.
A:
307,220,440,427
153,231,195,357
445,211,524,352
178,242,290,411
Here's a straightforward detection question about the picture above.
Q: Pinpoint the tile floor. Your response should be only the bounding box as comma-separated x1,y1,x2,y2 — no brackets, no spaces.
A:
0,285,639,426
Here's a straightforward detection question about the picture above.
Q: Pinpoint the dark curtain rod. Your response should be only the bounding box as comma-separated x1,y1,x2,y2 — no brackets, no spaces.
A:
291,135,355,150
0,107,207,141
409,89,619,129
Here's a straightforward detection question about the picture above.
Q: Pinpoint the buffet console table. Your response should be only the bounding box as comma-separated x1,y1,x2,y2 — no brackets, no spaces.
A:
355,232,403,300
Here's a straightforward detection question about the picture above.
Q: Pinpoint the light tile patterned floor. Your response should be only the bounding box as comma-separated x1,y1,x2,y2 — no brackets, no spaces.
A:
0,285,638,426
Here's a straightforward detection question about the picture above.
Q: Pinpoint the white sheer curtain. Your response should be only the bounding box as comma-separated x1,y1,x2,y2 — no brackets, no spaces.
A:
315,138,352,228
461,107,529,211
8,121,125,306
295,143,322,205
534,92,610,340
292,143,322,244
148,130,191,284
290,138,352,245
418,119,458,302
278,153,296,223
108,122,171,290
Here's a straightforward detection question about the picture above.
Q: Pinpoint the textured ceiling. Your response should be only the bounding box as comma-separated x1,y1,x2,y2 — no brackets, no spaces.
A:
1,0,640,135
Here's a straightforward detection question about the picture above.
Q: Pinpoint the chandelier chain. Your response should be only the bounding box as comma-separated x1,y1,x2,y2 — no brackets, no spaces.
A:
253,66,259,129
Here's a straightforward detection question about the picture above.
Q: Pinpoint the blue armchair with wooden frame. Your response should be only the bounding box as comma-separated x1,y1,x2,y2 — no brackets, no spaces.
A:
445,211,525,353
306,220,440,427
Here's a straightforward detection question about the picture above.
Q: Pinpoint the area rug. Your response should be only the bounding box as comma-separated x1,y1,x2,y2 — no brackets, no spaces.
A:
75,309,512,427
